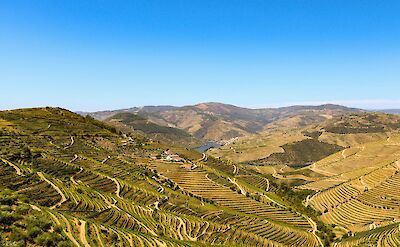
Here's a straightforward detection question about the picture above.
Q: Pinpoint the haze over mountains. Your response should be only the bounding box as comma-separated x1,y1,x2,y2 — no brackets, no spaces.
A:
379,109,400,115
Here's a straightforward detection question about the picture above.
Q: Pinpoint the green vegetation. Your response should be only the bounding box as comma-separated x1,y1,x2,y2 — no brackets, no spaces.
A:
250,139,344,167
0,189,72,247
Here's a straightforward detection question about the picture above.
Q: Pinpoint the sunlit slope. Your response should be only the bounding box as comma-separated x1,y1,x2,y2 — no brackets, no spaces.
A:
306,134,400,180
318,132,390,147
297,133,400,237
208,130,307,162
208,112,400,167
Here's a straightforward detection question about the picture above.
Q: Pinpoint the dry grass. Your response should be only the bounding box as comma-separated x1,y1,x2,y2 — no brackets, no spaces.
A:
318,132,390,147
310,136,400,176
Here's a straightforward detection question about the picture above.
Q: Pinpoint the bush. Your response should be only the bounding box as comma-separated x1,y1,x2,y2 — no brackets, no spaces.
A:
0,211,20,226
27,216,52,231
15,204,30,215
57,241,73,247
10,226,27,242
34,232,63,247
27,226,42,240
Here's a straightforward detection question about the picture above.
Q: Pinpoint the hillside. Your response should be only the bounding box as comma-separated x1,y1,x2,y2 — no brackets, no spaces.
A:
0,107,325,246
248,139,344,168
295,132,400,240
3,107,400,246
210,112,400,166
105,112,202,148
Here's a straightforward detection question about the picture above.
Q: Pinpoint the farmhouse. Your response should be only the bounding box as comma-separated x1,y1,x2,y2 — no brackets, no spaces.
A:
165,154,185,162
162,150,185,162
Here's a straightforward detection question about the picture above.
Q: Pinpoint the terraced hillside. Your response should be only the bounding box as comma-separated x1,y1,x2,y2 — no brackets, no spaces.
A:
293,131,400,244
208,112,400,245
211,112,400,168
0,107,324,246
3,107,400,246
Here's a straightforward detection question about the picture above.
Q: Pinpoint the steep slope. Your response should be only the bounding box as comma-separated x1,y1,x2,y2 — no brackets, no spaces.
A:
0,189,72,246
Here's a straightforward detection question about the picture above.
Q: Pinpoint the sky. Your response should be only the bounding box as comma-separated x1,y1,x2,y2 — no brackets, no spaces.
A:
1,0,400,111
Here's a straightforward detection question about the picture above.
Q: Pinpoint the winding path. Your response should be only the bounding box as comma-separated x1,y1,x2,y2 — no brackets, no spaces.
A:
228,177,246,195
233,164,238,175
37,172,67,209
2,159,24,176
79,220,91,247
60,214,81,247
102,156,111,164
265,177,270,191
93,224,105,247
109,177,122,199
70,154,79,163
64,136,75,150
307,216,324,247
177,217,197,241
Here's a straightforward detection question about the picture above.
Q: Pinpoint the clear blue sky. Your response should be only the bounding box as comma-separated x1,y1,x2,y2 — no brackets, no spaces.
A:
1,0,400,111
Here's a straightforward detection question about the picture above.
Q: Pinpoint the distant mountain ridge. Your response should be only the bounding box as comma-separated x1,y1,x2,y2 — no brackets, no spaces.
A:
77,105,178,120
79,102,362,142
378,109,400,114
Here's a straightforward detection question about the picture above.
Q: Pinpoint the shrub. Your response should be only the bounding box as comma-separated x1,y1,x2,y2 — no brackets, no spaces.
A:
0,211,20,226
27,226,42,240
34,232,63,247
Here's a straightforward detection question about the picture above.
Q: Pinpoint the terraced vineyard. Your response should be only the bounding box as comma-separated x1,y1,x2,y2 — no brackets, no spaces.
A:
294,130,400,244
0,108,323,247
2,107,400,246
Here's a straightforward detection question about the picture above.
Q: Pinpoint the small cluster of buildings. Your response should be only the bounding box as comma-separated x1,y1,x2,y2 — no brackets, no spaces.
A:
151,150,195,170
162,150,185,163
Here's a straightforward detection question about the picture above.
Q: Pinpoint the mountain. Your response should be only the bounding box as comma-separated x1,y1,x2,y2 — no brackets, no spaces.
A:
82,102,362,142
